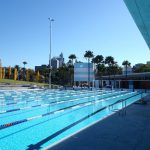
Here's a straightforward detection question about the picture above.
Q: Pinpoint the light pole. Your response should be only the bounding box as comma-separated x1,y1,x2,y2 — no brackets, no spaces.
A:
48,18,54,89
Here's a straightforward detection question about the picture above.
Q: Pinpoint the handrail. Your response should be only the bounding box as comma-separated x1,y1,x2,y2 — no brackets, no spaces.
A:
108,92,142,116
109,92,142,108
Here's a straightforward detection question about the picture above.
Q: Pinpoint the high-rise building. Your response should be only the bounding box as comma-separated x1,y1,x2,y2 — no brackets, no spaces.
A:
51,52,64,69
58,52,64,67
35,53,65,71
51,58,59,69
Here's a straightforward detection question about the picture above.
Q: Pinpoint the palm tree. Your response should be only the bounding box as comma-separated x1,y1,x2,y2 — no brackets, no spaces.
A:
22,61,27,80
92,55,104,87
23,61,27,68
105,56,115,85
97,63,105,88
122,60,131,78
92,55,104,74
105,56,114,67
68,54,76,65
68,54,76,86
111,61,118,88
84,50,94,88
94,55,103,65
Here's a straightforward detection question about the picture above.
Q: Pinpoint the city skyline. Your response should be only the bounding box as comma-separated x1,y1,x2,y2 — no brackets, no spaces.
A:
0,0,150,69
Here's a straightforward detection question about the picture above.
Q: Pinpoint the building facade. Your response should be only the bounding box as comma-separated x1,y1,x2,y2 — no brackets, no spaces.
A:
51,52,64,69
51,58,59,69
74,63,95,86
35,53,64,71
122,66,132,75
99,72,150,91
35,65,48,72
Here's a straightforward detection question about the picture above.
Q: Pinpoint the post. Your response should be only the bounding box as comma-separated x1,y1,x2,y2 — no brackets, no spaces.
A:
48,18,54,89
88,59,90,88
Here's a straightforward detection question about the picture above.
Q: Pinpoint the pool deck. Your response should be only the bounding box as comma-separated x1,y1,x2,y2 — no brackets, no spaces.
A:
50,94,150,150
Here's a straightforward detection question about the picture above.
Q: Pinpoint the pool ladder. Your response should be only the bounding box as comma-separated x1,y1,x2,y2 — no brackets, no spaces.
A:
109,99,127,116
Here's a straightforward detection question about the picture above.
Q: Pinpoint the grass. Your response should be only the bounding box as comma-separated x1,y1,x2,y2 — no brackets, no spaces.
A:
0,79,48,86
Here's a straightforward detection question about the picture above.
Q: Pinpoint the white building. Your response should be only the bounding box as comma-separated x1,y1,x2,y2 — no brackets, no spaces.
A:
51,58,59,69
51,53,64,69
74,63,95,86
122,66,132,75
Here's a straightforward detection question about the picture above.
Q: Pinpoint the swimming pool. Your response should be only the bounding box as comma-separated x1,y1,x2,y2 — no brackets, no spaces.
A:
0,89,145,150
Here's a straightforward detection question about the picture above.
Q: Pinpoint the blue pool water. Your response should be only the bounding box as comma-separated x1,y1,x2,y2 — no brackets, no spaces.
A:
0,89,145,150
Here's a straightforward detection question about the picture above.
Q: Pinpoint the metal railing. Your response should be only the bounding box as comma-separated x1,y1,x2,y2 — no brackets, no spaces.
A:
108,92,142,116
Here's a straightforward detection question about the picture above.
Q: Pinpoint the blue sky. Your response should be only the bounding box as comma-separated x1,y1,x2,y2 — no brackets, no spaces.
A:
0,0,150,69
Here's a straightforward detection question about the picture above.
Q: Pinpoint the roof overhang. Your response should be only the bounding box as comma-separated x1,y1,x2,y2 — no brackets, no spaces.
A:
124,0,150,49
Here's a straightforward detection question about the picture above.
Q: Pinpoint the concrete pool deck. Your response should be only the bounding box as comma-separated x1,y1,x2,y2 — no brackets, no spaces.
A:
50,94,150,150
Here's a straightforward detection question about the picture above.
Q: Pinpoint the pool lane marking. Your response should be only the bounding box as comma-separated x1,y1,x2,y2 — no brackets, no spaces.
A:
0,90,106,106
25,94,125,150
27,92,142,149
0,90,121,108
0,91,126,115
1,90,94,99
0,91,129,130
0,91,124,127
27,107,107,149
0,91,121,114
0,91,113,114
0,89,104,101
0,90,108,107
0,89,104,104
0,92,111,106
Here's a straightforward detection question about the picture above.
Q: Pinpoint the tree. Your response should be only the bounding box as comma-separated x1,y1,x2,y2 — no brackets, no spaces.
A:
68,54,76,86
8,66,12,79
97,63,105,88
105,56,114,67
97,64,105,76
105,56,115,84
68,54,76,65
14,65,20,80
133,64,150,73
14,68,18,80
84,50,94,88
92,55,104,75
14,65,20,71
22,61,27,80
92,55,104,88
28,69,35,82
0,67,2,80
2,68,5,79
36,71,40,82
122,60,131,78
23,61,27,68
93,55,103,65
26,69,29,81
111,61,118,88
57,65,70,85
